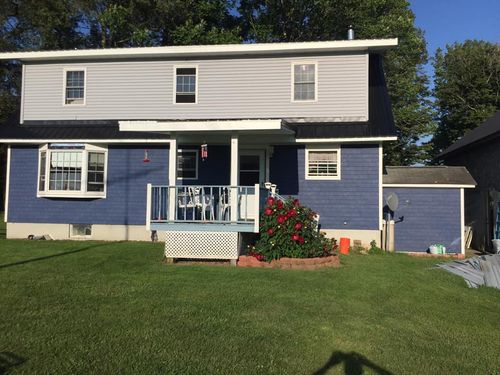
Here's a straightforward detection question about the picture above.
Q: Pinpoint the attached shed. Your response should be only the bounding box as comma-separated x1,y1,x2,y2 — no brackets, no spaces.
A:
383,166,476,255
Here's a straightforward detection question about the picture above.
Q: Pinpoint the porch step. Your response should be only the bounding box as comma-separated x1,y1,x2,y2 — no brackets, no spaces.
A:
164,231,239,260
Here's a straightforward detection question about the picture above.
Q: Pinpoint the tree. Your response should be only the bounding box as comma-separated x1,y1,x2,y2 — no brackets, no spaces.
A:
239,0,434,165
431,40,500,159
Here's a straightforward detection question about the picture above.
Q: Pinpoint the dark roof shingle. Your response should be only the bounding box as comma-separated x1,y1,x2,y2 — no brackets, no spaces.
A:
383,166,476,186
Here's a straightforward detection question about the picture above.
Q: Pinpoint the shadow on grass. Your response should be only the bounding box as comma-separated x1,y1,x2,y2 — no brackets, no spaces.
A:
0,352,26,375
313,351,393,375
0,243,113,270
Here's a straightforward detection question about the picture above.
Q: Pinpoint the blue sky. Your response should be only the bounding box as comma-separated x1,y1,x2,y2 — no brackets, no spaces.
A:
409,0,500,80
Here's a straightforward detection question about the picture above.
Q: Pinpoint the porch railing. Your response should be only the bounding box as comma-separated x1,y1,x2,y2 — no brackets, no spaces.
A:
146,184,265,232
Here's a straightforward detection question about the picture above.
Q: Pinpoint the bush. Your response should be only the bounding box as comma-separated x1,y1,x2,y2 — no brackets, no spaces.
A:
253,196,333,261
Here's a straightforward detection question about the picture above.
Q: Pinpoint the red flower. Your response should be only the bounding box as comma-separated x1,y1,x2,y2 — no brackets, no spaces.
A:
276,200,283,209
264,207,273,216
267,228,274,235
266,197,275,206
288,209,297,217
294,222,303,230
298,236,305,244
277,215,286,224
291,233,300,241
293,199,300,206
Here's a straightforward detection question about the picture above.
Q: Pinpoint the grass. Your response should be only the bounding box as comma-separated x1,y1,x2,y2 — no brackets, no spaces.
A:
0,240,499,374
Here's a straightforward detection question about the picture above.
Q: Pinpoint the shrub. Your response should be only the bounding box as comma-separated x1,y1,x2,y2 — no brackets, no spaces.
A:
253,196,333,261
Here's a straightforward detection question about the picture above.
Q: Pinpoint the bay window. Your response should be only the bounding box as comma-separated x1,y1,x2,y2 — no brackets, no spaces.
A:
38,144,107,198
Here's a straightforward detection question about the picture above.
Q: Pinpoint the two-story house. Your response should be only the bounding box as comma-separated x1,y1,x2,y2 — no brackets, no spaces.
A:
0,39,399,260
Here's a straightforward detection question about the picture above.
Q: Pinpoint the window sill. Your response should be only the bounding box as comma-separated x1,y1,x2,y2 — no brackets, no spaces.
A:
305,176,341,181
37,192,106,199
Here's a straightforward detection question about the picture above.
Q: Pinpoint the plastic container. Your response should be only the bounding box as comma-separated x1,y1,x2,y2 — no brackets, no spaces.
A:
492,239,500,254
339,237,350,254
429,244,446,255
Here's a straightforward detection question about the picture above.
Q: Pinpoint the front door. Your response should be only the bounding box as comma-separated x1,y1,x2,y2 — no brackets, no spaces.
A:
239,150,265,219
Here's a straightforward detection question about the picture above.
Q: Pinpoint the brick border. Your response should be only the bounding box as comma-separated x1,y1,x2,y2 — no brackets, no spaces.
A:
237,255,340,270
404,252,465,259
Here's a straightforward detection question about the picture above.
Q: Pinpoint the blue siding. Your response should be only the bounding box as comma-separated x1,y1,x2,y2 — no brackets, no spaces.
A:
8,145,169,225
270,145,380,230
383,188,462,253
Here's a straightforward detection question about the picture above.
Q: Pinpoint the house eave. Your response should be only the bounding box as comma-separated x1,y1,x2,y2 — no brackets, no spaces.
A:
0,39,398,62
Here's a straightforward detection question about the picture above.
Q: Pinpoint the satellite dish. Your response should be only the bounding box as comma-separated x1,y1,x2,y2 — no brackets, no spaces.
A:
386,192,399,211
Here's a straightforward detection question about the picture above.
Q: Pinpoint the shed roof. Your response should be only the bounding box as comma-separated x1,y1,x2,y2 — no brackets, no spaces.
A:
439,111,500,158
383,166,476,187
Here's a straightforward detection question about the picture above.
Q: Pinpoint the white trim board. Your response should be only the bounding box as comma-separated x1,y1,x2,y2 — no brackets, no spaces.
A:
295,137,397,143
460,188,465,255
0,39,398,61
383,184,476,189
119,119,284,132
4,146,11,222
0,139,173,144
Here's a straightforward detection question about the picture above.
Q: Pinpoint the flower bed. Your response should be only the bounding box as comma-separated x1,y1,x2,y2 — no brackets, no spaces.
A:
237,255,340,270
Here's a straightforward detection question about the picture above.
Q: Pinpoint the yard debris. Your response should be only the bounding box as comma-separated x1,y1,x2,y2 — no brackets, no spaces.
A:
437,254,500,289
27,234,53,240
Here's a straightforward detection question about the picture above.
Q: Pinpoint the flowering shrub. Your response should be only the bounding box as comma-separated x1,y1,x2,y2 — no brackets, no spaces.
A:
252,196,334,261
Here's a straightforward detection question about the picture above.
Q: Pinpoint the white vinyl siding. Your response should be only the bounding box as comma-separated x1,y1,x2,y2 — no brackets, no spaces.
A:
305,147,340,180
23,54,368,121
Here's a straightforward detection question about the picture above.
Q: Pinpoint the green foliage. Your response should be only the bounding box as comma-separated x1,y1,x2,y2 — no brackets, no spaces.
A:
431,40,500,160
238,0,434,165
254,197,333,260
368,239,384,255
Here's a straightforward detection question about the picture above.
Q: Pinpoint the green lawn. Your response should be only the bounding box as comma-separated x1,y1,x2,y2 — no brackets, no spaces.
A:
0,240,499,374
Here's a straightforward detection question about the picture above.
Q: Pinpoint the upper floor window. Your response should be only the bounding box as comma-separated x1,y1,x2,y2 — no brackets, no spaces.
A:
177,149,198,179
175,67,197,104
292,63,317,102
64,69,86,105
305,146,340,180
38,144,107,198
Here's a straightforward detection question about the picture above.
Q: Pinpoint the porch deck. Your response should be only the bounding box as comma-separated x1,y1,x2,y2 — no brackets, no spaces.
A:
146,184,267,233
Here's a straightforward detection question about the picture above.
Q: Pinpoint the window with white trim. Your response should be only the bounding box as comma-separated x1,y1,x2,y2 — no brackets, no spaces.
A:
305,147,340,180
293,63,316,101
177,149,198,180
65,70,85,105
38,144,107,198
175,67,197,103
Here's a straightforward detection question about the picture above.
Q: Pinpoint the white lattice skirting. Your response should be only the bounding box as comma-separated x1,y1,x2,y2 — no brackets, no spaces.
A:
164,231,239,260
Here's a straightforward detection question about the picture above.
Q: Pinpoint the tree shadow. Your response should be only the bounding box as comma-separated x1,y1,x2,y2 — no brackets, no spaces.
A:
312,351,393,375
0,242,115,270
0,352,26,374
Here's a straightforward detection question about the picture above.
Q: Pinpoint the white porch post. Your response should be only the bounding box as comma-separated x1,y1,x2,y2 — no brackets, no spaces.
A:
230,133,239,223
168,137,177,221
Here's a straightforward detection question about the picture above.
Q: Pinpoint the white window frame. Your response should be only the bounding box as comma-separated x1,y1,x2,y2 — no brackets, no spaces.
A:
305,145,341,180
291,61,318,103
173,65,198,105
70,224,93,239
63,67,87,106
177,149,199,180
37,143,107,198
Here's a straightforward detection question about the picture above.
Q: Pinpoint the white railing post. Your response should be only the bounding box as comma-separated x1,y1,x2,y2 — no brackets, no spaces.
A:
146,183,152,230
253,183,260,233
168,137,177,222
230,134,239,223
